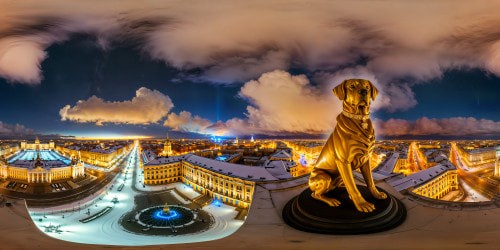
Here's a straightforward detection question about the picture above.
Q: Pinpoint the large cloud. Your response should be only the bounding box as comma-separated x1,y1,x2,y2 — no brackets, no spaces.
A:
2,1,500,136
60,87,173,125
0,121,34,136
166,70,342,136
375,117,500,137
163,111,211,133
163,70,500,137
2,1,500,87
230,70,341,134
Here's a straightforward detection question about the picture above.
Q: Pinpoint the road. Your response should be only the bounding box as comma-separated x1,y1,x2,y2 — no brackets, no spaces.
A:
0,150,131,207
450,142,499,200
408,142,424,173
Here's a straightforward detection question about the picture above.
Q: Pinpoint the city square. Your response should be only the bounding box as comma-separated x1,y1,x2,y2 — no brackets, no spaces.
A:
0,0,499,249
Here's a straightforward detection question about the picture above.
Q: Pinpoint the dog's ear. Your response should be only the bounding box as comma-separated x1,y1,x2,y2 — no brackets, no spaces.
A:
333,80,346,100
369,81,379,101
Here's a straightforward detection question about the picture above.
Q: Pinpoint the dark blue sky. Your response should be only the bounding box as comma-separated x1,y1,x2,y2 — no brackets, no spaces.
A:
0,36,498,138
375,70,500,121
0,37,246,138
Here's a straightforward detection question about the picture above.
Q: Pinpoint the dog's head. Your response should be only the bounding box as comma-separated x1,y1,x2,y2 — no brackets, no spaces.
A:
333,79,378,115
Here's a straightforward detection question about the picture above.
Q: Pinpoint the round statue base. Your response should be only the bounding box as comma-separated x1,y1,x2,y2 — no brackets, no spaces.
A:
282,185,406,234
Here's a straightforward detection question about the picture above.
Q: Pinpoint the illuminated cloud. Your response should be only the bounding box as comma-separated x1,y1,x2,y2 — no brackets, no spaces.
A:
60,87,173,125
0,37,47,84
230,70,341,134
0,121,34,136
2,1,500,89
170,71,499,137
375,117,500,136
163,111,211,133
1,1,500,136
177,70,342,136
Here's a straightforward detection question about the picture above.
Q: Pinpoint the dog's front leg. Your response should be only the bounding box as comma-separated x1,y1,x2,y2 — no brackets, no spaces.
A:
360,163,387,200
336,159,375,213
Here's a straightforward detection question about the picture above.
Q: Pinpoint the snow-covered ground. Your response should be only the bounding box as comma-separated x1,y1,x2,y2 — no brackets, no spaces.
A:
459,179,490,202
28,145,245,246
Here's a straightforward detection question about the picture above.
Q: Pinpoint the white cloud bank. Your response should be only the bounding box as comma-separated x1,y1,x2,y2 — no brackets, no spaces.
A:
163,70,500,137
0,121,34,136
2,1,500,90
60,87,173,125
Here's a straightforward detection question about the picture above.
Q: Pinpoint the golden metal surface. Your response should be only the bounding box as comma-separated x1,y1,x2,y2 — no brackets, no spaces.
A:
308,79,387,213
163,202,170,213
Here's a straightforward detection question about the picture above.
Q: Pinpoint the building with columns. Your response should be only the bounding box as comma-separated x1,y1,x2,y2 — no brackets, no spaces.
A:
456,146,497,167
143,154,288,208
387,159,458,200
0,150,84,184
20,137,55,150
56,143,131,168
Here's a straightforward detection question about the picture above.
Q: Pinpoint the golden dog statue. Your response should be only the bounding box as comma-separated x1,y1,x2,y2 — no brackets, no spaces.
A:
309,79,387,213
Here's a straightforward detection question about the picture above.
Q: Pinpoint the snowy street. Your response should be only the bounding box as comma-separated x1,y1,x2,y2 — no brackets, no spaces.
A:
28,144,244,246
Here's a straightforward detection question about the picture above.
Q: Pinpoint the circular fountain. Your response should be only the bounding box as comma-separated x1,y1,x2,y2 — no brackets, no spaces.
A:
136,202,196,228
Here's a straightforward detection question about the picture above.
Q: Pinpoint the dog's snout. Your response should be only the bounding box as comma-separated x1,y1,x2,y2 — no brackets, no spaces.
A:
359,89,368,96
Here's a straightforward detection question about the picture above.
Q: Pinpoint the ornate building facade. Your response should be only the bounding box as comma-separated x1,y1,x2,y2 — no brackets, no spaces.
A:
411,169,458,199
0,152,85,184
56,144,131,168
143,154,282,208
20,137,55,150
457,146,497,167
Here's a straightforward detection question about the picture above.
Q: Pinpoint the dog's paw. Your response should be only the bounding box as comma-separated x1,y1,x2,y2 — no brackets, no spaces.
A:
311,193,341,207
370,189,388,200
353,199,375,213
324,198,341,207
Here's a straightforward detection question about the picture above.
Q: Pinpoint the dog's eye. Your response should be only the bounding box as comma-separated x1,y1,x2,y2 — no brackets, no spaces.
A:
349,85,355,89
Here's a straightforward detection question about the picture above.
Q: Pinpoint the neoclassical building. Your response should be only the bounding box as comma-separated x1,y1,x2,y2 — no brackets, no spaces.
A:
389,159,458,200
457,146,497,167
0,151,84,184
20,137,55,150
412,168,458,200
56,144,131,168
143,154,286,208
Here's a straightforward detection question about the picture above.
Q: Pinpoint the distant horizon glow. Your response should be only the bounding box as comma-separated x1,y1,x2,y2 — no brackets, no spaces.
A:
0,1,498,139
73,134,152,140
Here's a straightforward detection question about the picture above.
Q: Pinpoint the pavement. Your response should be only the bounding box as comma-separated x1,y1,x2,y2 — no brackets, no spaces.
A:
0,175,499,249
0,144,499,249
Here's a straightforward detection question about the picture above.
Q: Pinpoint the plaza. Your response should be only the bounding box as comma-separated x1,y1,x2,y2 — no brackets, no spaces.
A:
1,148,84,184
26,144,245,246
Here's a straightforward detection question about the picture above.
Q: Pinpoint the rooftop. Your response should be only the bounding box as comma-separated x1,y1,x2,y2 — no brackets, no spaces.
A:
270,150,292,159
262,160,294,179
185,154,279,182
387,160,456,191
7,150,71,169
466,146,497,154
144,154,280,182
374,152,399,175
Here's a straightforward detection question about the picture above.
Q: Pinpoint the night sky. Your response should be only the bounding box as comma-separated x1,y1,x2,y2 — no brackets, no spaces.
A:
0,1,499,139
0,37,247,138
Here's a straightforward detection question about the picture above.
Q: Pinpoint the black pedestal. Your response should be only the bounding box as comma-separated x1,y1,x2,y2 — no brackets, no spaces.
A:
282,185,406,234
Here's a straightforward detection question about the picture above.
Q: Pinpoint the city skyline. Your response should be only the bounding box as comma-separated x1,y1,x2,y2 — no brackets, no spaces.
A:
0,1,499,140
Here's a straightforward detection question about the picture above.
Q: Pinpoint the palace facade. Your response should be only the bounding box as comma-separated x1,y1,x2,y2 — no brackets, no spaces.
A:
20,137,55,150
457,146,497,167
143,154,284,208
57,144,131,168
0,152,84,184
412,168,458,200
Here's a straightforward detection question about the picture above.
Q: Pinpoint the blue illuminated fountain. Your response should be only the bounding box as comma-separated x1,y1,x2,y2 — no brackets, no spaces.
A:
137,203,195,228
153,202,179,220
